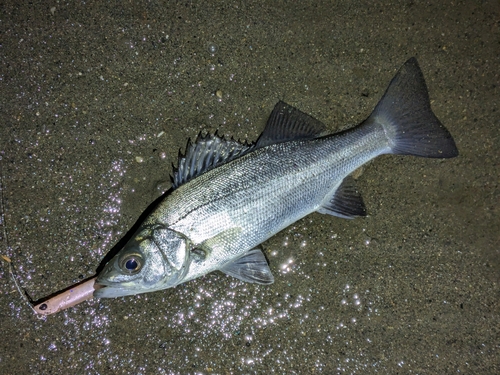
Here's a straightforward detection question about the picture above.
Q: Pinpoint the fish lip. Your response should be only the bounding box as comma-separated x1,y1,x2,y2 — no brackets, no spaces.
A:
93,276,149,298
92,279,122,297
94,278,112,287
92,283,132,298
93,278,113,289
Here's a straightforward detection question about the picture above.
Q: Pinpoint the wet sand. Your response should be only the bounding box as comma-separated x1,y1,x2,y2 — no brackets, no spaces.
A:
1,1,498,374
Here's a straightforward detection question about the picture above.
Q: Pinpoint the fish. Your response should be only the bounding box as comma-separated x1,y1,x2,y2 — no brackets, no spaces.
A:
94,57,458,298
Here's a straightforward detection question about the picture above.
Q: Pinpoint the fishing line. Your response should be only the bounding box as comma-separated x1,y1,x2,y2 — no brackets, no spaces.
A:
0,151,38,316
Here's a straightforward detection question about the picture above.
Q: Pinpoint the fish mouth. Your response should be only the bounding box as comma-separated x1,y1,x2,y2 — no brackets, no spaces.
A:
93,279,143,298
94,275,183,298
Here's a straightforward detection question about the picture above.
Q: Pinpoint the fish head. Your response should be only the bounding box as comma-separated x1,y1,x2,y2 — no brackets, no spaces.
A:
94,225,189,298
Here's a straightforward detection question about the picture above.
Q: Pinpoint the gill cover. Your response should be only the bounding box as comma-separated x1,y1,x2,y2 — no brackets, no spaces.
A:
94,225,190,298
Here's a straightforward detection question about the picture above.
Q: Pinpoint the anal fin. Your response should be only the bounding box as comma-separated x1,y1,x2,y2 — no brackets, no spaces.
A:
317,176,366,219
220,248,274,285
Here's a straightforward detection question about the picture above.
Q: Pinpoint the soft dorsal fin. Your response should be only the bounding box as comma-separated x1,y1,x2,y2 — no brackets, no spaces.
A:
255,101,327,148
317,176,367,219
172,132,253,189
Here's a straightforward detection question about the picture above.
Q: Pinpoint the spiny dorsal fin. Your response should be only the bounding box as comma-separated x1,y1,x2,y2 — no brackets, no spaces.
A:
255,101,327,148
172,132,253,189
172,102,325,188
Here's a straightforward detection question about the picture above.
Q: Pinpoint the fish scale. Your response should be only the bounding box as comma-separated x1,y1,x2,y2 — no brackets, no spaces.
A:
94,58,458,298
171,128,381,240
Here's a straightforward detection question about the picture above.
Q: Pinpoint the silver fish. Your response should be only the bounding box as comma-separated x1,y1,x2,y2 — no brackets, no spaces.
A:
95,58,458,298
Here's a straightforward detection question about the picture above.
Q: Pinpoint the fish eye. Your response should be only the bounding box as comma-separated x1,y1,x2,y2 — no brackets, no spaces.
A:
119,253,143,274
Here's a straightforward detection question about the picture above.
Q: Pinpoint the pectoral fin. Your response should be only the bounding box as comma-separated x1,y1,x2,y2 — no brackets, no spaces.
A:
220,248,274,284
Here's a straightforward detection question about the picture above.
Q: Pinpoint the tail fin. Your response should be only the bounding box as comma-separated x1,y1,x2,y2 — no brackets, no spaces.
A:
366,58,458,158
